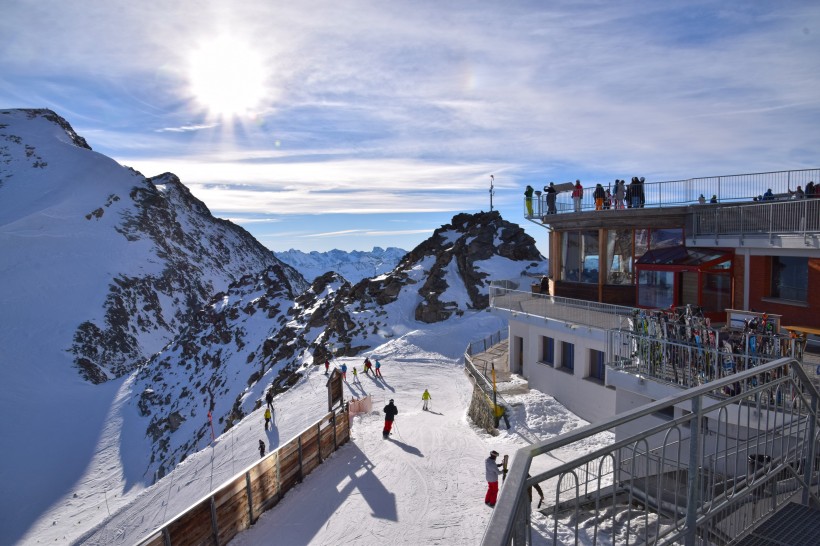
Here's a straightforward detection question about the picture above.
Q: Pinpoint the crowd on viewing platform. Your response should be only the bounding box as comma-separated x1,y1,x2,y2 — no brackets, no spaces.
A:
523,168,820,218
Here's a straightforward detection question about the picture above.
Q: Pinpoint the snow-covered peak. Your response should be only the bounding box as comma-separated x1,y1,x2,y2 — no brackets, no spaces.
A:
275,246,407,284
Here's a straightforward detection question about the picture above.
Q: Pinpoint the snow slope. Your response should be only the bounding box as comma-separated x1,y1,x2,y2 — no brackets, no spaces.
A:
67,310,611,546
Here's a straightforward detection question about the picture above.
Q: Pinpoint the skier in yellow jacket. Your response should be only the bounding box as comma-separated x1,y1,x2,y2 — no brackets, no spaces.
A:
422,389,431,411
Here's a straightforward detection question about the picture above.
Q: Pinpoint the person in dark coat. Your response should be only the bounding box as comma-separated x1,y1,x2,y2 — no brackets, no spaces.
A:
636,176,646,207
544,182,557,214
258,439,266,458
593,183,606,210
383,399,398,437
265,388,273,410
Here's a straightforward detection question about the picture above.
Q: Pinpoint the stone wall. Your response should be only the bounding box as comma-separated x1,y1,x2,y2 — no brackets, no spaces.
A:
467,380,498,436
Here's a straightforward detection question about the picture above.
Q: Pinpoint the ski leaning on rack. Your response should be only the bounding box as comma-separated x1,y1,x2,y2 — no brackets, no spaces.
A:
502,454,509,482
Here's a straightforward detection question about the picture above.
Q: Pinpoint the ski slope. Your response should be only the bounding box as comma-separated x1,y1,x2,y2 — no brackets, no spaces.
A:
69,315,610,546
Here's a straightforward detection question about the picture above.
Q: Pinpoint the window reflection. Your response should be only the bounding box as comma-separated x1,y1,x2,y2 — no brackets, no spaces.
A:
606,229,633,285
638,270,674,308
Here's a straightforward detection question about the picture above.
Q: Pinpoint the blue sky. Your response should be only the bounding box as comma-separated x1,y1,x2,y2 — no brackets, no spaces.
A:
2,1,819,256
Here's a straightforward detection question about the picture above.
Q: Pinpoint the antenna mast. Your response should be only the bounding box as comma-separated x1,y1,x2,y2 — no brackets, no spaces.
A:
489,175,495,212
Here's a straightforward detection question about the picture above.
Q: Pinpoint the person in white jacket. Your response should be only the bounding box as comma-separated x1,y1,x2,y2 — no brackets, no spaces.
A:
485,450,503,507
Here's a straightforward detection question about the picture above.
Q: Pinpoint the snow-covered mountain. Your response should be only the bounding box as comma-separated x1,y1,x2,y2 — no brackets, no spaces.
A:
0,108,306,385
0,109,551,545
275,246,407,284
0,109,305,544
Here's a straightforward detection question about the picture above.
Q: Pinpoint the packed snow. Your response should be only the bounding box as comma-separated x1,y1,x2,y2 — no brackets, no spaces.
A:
22,309,610,546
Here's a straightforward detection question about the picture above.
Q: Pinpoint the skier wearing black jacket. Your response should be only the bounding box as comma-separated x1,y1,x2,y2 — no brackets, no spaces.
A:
383,399,398,437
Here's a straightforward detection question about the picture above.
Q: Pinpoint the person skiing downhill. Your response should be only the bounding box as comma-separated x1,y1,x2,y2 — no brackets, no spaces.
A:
340,362,347,381
264,407,272,431
383,399,398,438
265,388,273,410
325,360,330,375
352,366,359,383
485,450,503,507
258,439,266,458
375,359,383,377
422,389,431,410
364,358,373,376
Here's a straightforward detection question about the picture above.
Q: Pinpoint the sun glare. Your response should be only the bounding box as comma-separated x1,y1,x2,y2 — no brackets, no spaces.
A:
188,36,268,117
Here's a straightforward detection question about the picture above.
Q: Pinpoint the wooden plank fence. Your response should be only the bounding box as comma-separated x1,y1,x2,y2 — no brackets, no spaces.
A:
136,408,350,546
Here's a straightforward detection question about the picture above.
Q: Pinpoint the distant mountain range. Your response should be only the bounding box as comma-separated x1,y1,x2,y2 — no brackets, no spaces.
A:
275,247,408,284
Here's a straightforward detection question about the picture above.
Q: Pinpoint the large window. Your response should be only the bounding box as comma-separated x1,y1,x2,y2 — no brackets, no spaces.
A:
589,349,605,382
638,270,674,308
702,273,732,312
561,341,575,372
540,336,554,366
606,229,633,285
650,228,683,249
562,232,581,281
561,230,599,283
771,256,808,302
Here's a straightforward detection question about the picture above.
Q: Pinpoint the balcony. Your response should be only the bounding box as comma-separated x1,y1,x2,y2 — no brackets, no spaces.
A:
686,199,820,249
524,165,820,220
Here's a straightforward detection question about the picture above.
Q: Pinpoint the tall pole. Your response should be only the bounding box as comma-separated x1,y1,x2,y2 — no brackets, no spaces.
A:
489,175,495,212
491,361,499,427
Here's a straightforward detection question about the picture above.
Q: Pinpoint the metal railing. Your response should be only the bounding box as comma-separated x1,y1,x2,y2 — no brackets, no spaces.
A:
466,328,509,357
465,352,512,419
490,282,634,331
689,198,820,244
482,357,820,545
609,329,803,388
529,168,820,217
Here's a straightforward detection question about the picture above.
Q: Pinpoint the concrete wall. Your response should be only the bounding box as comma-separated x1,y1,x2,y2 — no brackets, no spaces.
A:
508,314,616,423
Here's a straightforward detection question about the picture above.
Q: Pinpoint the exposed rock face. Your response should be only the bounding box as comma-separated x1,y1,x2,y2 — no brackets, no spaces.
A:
315,210,545,353
67,172,307,383
134,267,347,476
1,108,306,384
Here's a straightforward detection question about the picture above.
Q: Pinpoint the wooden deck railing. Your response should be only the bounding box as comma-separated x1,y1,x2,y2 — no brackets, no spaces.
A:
136,408,350,546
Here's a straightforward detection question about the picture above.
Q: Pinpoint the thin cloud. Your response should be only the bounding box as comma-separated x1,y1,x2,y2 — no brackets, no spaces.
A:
156,123,219,133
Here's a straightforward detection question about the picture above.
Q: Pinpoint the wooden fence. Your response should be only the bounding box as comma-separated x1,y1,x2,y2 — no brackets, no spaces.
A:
136,408,350,546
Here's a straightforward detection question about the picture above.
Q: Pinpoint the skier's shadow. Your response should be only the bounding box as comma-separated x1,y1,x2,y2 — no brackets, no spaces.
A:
266,422,280,448
387,437,424,457
375,376,396,393
347,382,367,398
425,409,443,416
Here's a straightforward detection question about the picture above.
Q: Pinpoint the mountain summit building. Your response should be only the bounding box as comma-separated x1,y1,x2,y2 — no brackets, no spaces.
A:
483,168,820,545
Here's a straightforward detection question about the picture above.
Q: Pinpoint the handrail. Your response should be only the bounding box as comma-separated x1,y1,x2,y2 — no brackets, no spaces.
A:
529,167,820,217
482,357,820,545
489,282,634,331
689,197,820,243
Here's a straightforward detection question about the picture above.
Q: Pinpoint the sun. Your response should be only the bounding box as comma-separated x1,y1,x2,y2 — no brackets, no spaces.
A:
188,36,268,117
